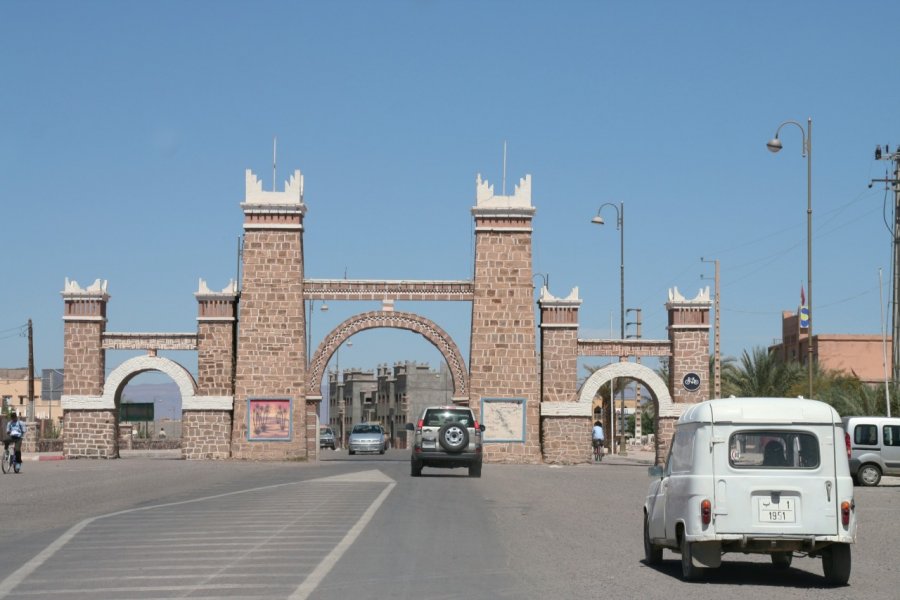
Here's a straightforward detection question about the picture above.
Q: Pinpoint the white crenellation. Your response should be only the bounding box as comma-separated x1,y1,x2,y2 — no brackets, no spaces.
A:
667,286,710,304
473,173,533,209
62,278,109,298
244,169,304,205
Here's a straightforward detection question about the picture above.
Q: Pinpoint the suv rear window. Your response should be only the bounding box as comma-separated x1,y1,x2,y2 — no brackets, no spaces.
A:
728,431,820,469
423,409,473,428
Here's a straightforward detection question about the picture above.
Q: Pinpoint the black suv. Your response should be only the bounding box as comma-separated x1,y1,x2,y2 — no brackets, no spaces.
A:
406,406,484,477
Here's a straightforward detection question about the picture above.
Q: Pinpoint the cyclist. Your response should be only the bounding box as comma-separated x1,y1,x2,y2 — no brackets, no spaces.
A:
592,420,605,462
4,411,26,473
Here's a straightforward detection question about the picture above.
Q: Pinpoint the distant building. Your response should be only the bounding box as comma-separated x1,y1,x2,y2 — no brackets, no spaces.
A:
770,310,892,385
327,361,451,448
0,367,64,421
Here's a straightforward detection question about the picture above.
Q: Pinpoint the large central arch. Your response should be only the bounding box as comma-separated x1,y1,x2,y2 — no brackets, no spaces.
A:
305,310,469,399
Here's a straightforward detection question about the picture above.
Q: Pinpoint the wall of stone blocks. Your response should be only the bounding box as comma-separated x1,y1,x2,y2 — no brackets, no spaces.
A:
470,229,541,464
540,326,579,402
183,410,232,460
232,230,308,461
541,416,592,464
197,321,235,396
64,409,117,459
63,321,105,396
669,329,710,404
655,416,677,465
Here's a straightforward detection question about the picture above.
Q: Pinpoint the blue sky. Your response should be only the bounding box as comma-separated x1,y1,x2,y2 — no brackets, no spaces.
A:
2,1,899,388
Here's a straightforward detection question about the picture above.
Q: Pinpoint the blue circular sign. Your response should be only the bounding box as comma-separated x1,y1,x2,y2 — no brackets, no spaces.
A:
683,372,701,392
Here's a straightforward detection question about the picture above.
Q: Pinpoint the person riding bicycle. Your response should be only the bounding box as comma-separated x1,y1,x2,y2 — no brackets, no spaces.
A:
4,412,26,472
592,420,605,461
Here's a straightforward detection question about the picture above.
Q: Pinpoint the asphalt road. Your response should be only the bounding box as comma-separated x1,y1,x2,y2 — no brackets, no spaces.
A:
0,449,896,599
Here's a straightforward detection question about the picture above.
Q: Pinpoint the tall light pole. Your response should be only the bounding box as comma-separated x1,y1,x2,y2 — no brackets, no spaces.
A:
767,118,813,399
592,202,625,453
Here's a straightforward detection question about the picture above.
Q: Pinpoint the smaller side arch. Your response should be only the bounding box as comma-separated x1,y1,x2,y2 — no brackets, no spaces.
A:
578,362,678,416
102,355,197,405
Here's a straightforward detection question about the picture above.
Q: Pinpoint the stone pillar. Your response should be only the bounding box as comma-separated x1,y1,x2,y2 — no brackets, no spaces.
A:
538,288,589,464
656,286,711,461
184,280,238,459
232,169,310,460
61,278,116,459
469,174,541,464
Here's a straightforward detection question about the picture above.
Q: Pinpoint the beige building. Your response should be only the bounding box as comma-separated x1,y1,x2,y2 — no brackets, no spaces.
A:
771,310,892,384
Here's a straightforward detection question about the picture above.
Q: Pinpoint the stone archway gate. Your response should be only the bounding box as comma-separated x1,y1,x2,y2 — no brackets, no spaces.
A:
60,167,708,463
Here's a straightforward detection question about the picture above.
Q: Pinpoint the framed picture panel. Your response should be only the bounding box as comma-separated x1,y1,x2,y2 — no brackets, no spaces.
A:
247,397,293,441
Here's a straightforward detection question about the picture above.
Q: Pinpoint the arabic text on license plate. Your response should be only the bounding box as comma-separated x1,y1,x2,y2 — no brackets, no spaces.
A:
758,496,796,523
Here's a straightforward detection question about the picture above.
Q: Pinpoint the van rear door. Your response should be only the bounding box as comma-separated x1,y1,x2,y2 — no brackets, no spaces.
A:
714,427,838,536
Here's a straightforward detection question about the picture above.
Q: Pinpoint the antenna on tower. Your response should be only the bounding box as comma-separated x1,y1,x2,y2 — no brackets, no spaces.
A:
272,136,277,191
502,140,508,196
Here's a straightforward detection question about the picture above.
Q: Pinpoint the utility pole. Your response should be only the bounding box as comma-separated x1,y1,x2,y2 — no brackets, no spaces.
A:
701,258,721,399
626,308,642,442
27,319,34,422
871,146,900,387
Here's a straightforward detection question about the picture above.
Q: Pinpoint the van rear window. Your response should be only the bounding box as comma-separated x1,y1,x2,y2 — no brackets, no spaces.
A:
729,431,819,469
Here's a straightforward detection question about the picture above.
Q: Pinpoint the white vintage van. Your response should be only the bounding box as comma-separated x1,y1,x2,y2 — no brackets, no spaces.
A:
644,397,856,584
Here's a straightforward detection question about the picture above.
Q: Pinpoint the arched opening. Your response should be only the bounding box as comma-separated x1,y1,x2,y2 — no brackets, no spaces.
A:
308,311,468,453
103,355,196,457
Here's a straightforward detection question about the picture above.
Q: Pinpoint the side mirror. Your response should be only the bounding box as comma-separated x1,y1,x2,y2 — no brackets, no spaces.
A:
405,423,415,431
648,465,664,478
479,424,486,432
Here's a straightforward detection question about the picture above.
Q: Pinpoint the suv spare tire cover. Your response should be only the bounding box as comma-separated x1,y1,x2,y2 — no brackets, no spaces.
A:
439,422,469,453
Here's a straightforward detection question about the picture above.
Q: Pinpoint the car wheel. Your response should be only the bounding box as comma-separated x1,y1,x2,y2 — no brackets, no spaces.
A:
411,461,423,477
857,464,882,486
643,513,663,565
822,543,851,585
349,449,355,456
772,552,793,570
468,462,482,478
438,422,469,453
680,535,704,581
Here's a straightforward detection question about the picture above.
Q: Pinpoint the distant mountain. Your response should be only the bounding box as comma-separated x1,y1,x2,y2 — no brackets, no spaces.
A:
121,382,181,420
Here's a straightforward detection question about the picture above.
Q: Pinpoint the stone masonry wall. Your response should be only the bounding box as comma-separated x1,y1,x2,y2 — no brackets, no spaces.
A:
183,410,232,459
197,320,235,396
670,329,710,404
64,321,105,397
541,325,578,402
232,230,307,460
470,228,541,464
542,417,591,464
64,409,117,458
655,416,677,465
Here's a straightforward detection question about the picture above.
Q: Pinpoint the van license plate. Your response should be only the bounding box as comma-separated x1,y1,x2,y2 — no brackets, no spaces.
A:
757,496,796,523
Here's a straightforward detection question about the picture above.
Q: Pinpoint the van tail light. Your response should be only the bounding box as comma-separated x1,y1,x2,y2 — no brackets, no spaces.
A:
700,499,712,525
841,501,852,526
844,432,851,460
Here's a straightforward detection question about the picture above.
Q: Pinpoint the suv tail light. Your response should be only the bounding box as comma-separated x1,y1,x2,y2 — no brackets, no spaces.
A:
841,501,852,526
474,420,480,431
417,419,424,430
844,432,851,460
700,499,712,525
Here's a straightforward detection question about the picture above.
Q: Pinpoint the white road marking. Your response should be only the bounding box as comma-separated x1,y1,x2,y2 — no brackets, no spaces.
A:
289,481,395,599
0,470,394,599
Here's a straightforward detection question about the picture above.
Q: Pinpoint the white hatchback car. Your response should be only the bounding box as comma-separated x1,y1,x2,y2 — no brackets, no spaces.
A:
644,397,857,584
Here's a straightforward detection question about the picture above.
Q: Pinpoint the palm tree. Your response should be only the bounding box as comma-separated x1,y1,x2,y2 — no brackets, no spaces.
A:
723,347,802,397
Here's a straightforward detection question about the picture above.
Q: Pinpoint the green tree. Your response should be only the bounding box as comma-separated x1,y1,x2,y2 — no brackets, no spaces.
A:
723,347,802,397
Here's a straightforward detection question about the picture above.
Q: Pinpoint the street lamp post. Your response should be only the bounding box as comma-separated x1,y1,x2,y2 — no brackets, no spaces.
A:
767,118,813,399
592,202,625,454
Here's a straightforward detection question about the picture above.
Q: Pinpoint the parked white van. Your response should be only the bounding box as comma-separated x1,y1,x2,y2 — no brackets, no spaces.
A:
644,397,857,584
841,415,900,486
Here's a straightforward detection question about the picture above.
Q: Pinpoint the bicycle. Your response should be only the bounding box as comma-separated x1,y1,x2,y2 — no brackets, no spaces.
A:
1,444,17,474
592,439,604,463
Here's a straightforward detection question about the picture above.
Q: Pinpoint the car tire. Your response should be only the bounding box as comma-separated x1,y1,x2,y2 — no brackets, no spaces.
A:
468,462,482,478
857,464,881,486
680,535,704,581
411,461,423,477
772,551,793,570
822,543,851,585
438,423,469,453
643,513,663,565
349,449,355,456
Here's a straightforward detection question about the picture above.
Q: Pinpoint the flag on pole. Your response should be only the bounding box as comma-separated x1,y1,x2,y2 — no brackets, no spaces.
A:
799,284,809,329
